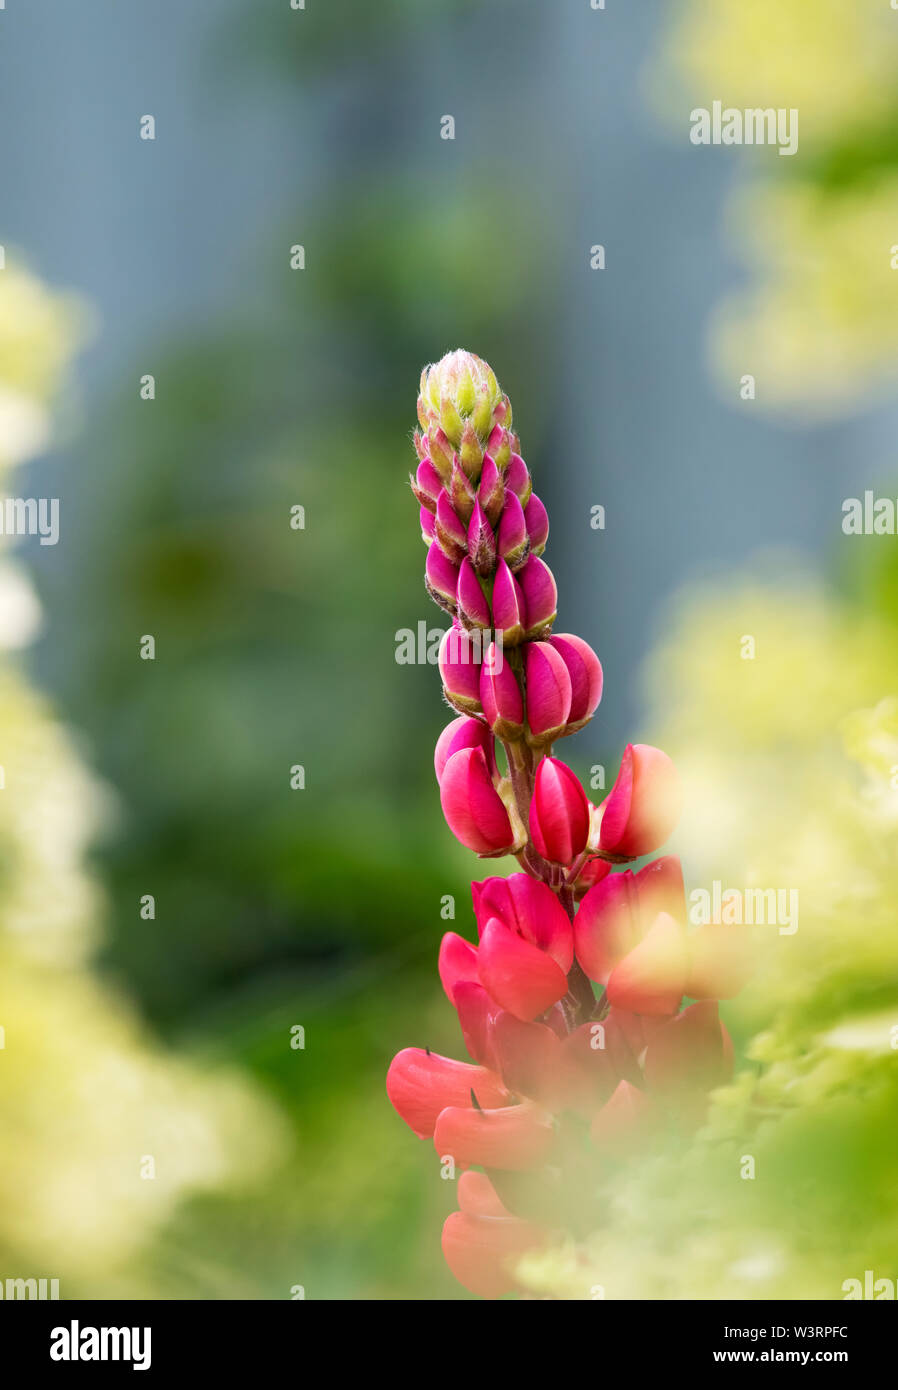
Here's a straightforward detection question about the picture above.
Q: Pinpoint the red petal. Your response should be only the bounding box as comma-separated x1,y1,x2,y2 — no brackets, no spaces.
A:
386,1048,509,1139
590,1080,659,1158
478,919,569,1022
441,1209,545,1300
438,931,479,1004
605,911,688,1015
433,1100,556,1170
457,1170,510,1218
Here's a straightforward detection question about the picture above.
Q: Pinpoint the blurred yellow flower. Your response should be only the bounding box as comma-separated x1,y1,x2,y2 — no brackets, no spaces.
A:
0,262,285,1295
711,178,898,416
0,260,88,470
652,0,898,148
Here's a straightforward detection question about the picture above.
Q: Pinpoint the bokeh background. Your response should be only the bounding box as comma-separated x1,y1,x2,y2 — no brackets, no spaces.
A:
1,0,896,1298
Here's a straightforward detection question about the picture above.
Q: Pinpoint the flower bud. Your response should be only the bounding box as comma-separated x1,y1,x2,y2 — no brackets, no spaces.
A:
597,743,683,858
497,491,530,571
479,640,524,739
426,425,455,482
518,555,557,640
504,452,532,505
547,633,603,733
420,506,435,544
439,391,464,447
456,556,492,631
529,756,590,865
524,641,572,745
438,626,483,714
439,746,518,856
435,491,467,564
449,456,477,525
477,454,504,526
487,423,512,472
410,458,443,513
425,542,459,614
418,351,504,451
524,493,549,555
491,559,526,647
467,500,497,576
434,715,497,784
471,381,494,439
458,418,484,482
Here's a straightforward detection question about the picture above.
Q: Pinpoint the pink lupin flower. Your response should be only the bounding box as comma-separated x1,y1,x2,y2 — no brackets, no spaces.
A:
518,554,557,639
477,454,504,526
524,640,572,744
467,499,497,576
456,556,492,631
439,746,518,856
497,491,530,571
434,715,497,784
524,493,549,555
547,633,603,733
491,558,526,647
504,451,532,504
410,457,443,513
395,351,752,1297
386,1047,509,1139
529,755,590,865
597,743,683,858
425,542,459,614
435,491,467,564
479,640,524,739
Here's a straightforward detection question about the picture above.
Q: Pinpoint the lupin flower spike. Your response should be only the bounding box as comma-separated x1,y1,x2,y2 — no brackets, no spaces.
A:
389,350,750,1299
